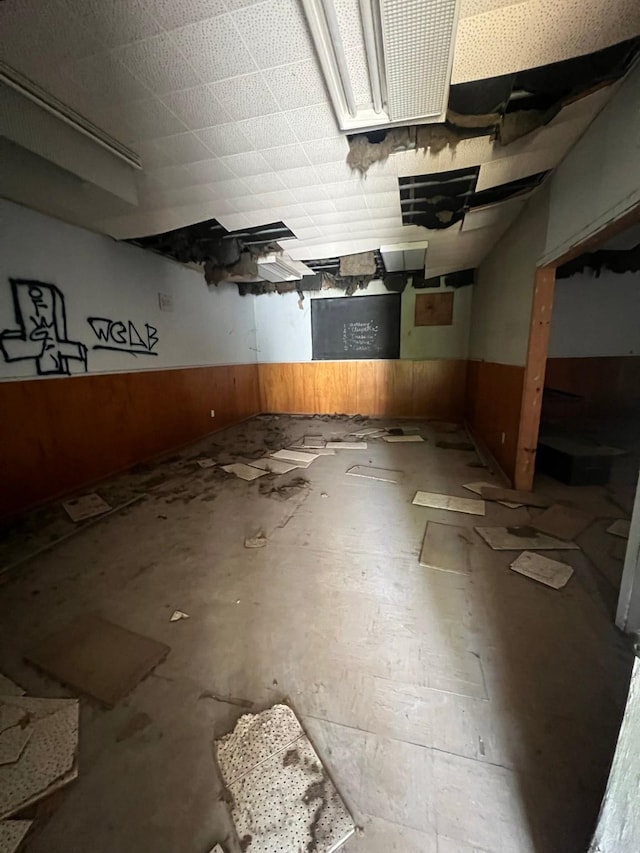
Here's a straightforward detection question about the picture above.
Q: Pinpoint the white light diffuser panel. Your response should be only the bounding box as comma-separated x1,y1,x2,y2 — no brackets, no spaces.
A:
380,240,429,271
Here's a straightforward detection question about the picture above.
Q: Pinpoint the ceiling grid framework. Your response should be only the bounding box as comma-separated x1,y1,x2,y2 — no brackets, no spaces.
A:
0,0,639,278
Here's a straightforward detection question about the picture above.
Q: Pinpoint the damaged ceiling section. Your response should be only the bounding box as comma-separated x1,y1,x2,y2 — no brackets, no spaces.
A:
346,37,640,173
557,242,640,280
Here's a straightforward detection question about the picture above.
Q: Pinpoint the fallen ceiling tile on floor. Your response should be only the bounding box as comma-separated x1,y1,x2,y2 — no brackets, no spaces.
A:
349,427,388,438
479,486,550,508
413,491,485,516
383,435,425,443
62,493,111,523
0,726,31,767
346,466,403,483
221,463,268,481
215,704,355,853
248,458,299,475
271,449,320,467
0,820,32,853
0,677,23,698
510,551,574,589
0,697,78,820
326,441,368,450
607,519,631,539
530,504,594,541
463,482,522,508
419,521,472,575
196,458,216,469
475,527,580,551
25,614,170,707
301,436,326,448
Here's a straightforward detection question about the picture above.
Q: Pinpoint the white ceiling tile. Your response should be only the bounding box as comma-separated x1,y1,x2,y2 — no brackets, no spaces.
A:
242,173,286,193
237,114,296,149
233,195,262,212
324,181,364,199
462,197,526,231
232,0,314,69
196,123,254,156
334,195,370,212
210,73,280,120
147,0,227,29
303,200,336,215
67,53,151,105
293,226,321,239
172,14,257,83
211,177,250,198
368,206,402,221
286,103,340,141
285,215,313,229
252,190,297,209
95,98,187,142
61,0,163,48
314,161,357,184
210,198,239,214
279,165,320,189
115,32,201,96
217,212,251,230
262,145,312,171
288,184,330,204
221,150,271,177
476,149,559,191
271,203,306,220
153,132,213,164
224,0,263,8
135,138,180,169
333,0,365,49
145,164,194,189
361,175,399,193
302,136,349,165
261,59,327,110
365,190,400,210
183,158,236,183
162,86,232,129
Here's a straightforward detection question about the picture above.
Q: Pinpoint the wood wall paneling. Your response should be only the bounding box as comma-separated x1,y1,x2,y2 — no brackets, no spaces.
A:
545,356,640,414
0,364,260,519
465,360,526,483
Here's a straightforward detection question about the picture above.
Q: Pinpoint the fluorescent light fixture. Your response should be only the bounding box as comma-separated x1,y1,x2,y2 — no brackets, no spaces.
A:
258,254,304,282
380,241,429,272
301,0,461,132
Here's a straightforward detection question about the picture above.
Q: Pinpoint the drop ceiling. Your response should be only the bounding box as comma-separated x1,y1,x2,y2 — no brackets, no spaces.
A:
0,0,639,279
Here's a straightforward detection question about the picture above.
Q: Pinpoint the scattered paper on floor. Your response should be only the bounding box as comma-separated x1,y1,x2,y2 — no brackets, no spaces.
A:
350,427,387,437
215,704,355,853
510,551,574,589
222,463,268,481
244,532,267,549
463,481,522,508
420,521,472,574
248,458,298,475
607,519,630,539
530,504,594,541
413,491,485,516
196,458,216,469
326,441,368,450
383,435,424,443
0,820,32,853
63,493,111,523
301,436,326,448
271,450,319,467
475,526,580,551
346,465,403,483
169,610,189,622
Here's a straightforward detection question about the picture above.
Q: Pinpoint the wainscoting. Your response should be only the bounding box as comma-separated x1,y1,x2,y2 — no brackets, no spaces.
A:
465,360,525,482
0,364,260,518
545,356,640,416
258,359,468,420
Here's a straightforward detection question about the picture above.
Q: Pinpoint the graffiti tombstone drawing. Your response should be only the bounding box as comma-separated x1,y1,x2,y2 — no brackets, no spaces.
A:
0,279,88,375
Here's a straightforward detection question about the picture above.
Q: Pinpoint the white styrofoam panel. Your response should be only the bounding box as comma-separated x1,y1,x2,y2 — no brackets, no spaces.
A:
153,132,213,164
302,200,336,215
285,103,340,141
232,0,314,69
220,150,271,177
61,0,163,48
453,0,640,83
196,124,254,157
291,225,321,239
183,158,236,184
278,165,321,189
263,145,313,171
237,114,297,150
476,149,560,191
146,0,227,29
67,53,151,106
461,196,526,231
161,85,232,129
115,33,202,96
216,212,252,231
242,172,285,194
302,136,349,165
210,73,280,120
172,15,257,83
261,59,327,110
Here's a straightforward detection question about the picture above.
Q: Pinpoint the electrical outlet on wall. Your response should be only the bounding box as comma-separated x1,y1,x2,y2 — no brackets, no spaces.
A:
210,410,215,418
158,292,173,312
501,432,506,444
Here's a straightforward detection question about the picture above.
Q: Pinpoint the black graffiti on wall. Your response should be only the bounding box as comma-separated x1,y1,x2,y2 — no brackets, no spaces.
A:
0,279,88,375
87,317,159,356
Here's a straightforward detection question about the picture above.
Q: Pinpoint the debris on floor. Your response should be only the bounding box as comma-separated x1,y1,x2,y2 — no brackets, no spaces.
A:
300,436,326,448
248,458,298,475
215,704,355,853
271,450,319,467
222,463,268,481
0,677,23,698
346,465,403,483
288,447,336,456
607,519,631,539
196,458,216,469
25,613,170,707
413,491,485,516
0,819,32,853
349,427,387,438
259,477,310,501
383,434,424,443
62,493,111,522
479,486,551,508
419,521,472,575
464,481,522,508
510,551,574,589
0,696,79,820
244,531,267,549
530,504,594,541
436,440,475,451
208,845,225,853
326,441,368,450
475,526,580,551
169,610,190,622
430,421,460,433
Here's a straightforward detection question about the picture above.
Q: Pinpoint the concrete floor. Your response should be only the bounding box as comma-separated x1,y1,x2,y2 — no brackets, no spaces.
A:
0,415,635,853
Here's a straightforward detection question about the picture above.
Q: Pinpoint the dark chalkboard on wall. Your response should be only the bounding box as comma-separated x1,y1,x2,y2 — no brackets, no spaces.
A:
311,294,401,360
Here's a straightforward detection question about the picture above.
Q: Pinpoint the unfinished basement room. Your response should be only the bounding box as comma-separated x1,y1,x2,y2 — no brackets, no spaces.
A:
1,2,640,852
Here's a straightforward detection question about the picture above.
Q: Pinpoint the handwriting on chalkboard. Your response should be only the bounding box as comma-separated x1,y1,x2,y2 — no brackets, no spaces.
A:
311,294,400,360
343,320,380,353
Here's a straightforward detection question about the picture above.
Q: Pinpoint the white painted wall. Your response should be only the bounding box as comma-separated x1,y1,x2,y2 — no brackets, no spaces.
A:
589,657,640,853
0,199,257,381
254,279,472,363
469,186,550,366
544,63,640,264
549,271,640,358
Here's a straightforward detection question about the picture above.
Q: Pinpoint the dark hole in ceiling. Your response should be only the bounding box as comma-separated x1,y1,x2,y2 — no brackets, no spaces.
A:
556,243,640,279
468,171,550,209
444,268,476,288
400,167,479,229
